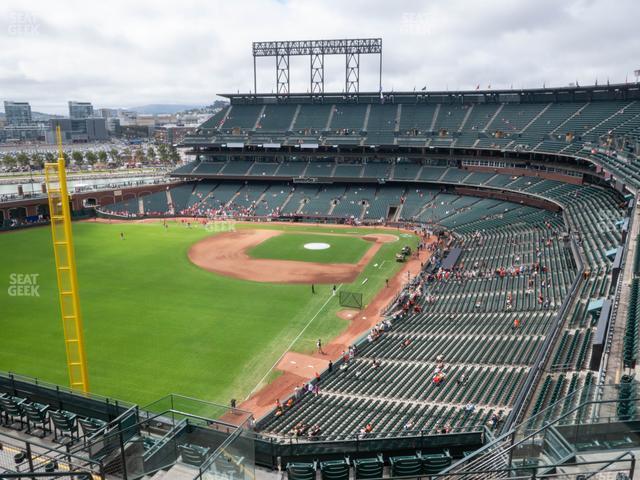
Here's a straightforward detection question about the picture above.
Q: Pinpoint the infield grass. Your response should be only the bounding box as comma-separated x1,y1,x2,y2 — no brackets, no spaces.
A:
248,232,370,264
0,220,418,406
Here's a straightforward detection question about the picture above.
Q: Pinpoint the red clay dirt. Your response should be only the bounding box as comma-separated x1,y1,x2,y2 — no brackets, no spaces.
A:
239,236,434,420
187,229,397,284
89,217,433,421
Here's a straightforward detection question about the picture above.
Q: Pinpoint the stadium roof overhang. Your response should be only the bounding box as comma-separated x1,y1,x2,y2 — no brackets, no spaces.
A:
219,82,640,104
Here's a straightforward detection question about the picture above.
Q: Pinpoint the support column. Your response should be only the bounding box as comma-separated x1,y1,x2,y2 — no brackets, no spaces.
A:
345,52,360,94
310,52,324,94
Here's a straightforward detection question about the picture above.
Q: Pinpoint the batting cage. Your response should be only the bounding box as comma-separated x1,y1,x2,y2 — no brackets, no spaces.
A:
339,291,364,309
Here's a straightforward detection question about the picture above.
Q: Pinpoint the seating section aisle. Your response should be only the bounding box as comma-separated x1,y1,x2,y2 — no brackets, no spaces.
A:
255,180,625,440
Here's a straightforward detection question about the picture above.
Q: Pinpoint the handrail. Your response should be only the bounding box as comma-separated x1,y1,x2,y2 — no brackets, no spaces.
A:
0,428,106,472
583,450,635,480
69,404,139,454
143,418,188,460
503,233,585,431
444,389,640,475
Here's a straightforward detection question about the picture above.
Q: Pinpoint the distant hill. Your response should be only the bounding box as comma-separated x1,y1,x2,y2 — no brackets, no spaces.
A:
32,111,64,121
128,104,203,115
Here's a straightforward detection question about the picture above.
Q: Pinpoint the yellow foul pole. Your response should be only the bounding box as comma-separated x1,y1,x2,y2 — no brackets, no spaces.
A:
44,126,90,393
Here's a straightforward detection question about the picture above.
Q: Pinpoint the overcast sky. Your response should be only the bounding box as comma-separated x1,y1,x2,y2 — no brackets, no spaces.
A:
1,0,638,114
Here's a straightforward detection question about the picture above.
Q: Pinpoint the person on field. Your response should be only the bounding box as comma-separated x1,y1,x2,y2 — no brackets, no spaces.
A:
311,284,315,294
317,338,324,354
120,232,125,240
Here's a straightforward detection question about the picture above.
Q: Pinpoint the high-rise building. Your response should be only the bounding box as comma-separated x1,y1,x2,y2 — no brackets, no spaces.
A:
3,101,32,125
68,101,94,119
46,118,108,143
96,108,118,118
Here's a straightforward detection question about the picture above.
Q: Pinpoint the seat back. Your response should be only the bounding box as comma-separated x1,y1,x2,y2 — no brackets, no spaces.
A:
353,456,383,479
320,459,349,480
178,444,210,467
286,461,316,480
50,411,74,431
422,452,452,474
389,455,422,477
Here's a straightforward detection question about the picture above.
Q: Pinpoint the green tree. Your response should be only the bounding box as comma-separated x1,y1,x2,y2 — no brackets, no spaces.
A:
147,146,156,163
133,148,145,165
44,152,56,163
16,152,30,167
85,151,98,167
3,154,17,169
108,148,121,166
169,145,181,165
31,153,44,169
157,144,169,164
98,150,108,164
71,151,84,166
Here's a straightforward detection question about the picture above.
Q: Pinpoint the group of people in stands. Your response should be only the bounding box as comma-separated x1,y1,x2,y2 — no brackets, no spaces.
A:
289,421,322,439
268,233,516,439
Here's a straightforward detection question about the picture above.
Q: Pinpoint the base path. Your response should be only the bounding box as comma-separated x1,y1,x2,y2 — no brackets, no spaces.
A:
239,236,435,420
188,229,397,284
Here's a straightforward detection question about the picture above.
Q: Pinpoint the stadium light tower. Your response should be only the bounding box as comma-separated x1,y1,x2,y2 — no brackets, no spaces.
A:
252,38,383,95
44,126,90,393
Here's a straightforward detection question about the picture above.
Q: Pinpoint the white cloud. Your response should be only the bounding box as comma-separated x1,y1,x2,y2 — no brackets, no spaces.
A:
0,0,638,114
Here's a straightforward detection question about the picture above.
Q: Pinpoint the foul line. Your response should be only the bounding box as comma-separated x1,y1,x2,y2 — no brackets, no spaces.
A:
245,284,343,400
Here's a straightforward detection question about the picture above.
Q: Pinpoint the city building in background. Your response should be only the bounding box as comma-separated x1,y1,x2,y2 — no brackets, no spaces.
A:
46,118,108,143
68,101,94,119
4,101,33,126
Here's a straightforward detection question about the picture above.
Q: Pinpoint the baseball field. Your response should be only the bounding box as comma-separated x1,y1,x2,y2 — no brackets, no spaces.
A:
0,220,419,407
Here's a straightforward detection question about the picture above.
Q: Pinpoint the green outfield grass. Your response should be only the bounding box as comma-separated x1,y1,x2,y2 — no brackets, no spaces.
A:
248,232,370,264
0,220,418,406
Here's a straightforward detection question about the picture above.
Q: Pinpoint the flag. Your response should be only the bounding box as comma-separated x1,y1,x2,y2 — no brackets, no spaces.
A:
476,84,480,90
487,84,491,89
421,85,427,91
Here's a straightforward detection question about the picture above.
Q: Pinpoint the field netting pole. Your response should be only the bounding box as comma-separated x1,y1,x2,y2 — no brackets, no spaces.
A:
44,126,90,393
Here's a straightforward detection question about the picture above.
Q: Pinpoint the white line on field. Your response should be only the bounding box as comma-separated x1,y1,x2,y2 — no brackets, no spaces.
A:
378,260,386,269
245,284,343,400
